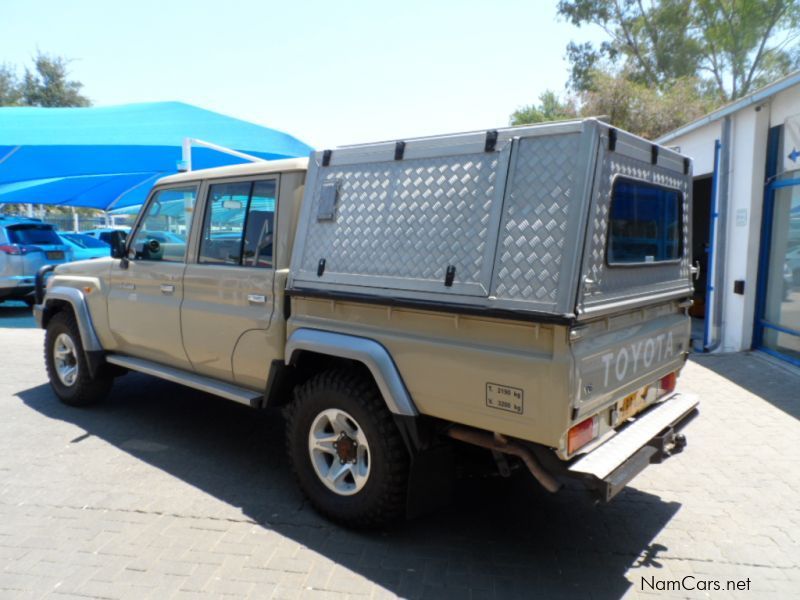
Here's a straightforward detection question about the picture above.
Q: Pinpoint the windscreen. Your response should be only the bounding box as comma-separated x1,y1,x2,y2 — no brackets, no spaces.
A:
8,224,62,246
67,234,108,249
608,178,682,264
64,233,109,248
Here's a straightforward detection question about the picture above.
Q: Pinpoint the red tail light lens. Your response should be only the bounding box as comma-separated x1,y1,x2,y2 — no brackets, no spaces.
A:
660,372,677,395
0,244,25,255
568,415,599,455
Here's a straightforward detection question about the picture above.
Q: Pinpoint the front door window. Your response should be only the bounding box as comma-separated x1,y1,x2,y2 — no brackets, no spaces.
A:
129,186,197,262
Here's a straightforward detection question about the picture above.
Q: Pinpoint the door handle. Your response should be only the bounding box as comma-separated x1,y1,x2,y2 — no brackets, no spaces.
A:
160,284,175,294
119,282,135,290
691,260,701,281
247,294,267,304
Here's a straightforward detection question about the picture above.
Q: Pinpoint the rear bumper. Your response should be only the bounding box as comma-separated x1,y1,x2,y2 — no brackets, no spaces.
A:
566,392,699,501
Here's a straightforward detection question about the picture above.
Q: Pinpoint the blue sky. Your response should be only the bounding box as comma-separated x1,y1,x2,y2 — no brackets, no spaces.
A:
3,0,603,149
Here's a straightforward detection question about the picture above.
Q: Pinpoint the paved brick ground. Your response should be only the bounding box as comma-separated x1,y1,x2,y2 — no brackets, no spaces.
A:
1,301,799,599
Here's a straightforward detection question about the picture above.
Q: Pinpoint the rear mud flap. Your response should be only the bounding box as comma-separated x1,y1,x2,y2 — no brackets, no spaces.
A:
405,444,455,519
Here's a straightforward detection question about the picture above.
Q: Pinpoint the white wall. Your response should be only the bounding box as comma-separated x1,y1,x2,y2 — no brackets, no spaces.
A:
650,83,800,354
771,85,800,127
660,84,800,353
720,105,770,351
666,121,721,176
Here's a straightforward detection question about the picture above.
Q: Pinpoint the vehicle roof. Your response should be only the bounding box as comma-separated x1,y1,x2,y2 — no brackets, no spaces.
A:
157,157,309,186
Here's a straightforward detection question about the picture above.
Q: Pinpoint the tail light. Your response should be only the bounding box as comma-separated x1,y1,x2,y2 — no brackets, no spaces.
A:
659,372,677,395
0,244,27,255
568,415,599,455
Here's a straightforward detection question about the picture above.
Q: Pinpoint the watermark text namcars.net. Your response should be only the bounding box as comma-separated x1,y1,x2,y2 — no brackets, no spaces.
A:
642,576,752,592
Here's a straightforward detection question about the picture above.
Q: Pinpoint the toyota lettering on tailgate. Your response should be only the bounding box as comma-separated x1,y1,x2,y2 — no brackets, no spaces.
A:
600,331,676,387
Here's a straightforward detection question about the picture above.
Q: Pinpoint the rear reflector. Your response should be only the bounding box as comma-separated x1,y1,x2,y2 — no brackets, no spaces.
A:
660,372,677,395
568,415,599,455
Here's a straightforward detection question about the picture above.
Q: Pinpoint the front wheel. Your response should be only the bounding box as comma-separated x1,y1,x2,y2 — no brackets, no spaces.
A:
285,369,409,528
44,311,112,406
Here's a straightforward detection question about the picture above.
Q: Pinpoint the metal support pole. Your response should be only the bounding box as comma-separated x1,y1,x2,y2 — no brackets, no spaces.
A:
181,138,192,172
182,137,267,169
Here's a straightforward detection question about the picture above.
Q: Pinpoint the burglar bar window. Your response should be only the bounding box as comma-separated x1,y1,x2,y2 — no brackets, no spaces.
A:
607,178,682,265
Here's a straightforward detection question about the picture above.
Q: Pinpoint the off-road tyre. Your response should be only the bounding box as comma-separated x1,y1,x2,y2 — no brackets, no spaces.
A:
285,369,409,528
44,310,112,406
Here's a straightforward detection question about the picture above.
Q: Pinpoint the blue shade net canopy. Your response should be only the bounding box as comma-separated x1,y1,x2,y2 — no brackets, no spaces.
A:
0,102,313,210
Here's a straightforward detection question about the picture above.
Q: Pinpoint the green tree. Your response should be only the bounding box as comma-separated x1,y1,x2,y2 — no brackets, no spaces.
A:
558,0,800,100
20,53,91,107
510,90,578,126
510,74,715,138
578,72,717,138
0,52,90,107
0,64,22,105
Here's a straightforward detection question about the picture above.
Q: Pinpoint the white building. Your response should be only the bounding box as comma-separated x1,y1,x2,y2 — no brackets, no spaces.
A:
657,71,800,366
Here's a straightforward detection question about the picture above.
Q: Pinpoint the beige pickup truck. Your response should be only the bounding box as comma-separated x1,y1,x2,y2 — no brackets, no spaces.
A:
35,119,698,527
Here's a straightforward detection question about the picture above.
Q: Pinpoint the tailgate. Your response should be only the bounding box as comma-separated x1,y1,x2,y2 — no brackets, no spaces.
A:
576,127,693,318
570,303,691,422
21,246,70,276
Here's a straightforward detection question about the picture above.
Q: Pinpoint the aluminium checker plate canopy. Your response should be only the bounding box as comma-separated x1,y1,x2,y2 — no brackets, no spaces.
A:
288,119,692,322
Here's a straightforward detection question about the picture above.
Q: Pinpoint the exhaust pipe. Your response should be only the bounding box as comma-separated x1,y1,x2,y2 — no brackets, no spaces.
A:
446,426,562,493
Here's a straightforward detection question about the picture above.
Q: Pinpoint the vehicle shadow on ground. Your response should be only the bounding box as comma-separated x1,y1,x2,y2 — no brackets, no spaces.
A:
18,374,680,599
691,352,800,421
0,302,36,329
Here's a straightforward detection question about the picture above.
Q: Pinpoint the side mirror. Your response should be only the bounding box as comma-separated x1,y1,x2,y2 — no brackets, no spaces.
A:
109,231,129,267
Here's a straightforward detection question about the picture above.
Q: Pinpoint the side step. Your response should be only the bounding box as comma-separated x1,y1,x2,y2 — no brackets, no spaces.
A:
105,354,263,407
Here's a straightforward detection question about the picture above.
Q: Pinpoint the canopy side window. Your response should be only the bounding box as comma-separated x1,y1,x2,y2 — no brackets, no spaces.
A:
607,177,683,266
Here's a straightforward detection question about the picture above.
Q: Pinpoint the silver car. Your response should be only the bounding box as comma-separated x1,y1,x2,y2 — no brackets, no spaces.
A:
0,217,72,305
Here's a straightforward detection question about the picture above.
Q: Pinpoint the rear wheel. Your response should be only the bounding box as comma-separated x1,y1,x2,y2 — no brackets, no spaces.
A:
45,311,112,406
285,369,409,528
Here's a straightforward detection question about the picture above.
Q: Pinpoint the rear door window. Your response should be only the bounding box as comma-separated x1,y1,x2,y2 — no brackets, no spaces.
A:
7,225,62,246
607,178,682,265
242,180,276,268
199,182,250,265
198,178,276,268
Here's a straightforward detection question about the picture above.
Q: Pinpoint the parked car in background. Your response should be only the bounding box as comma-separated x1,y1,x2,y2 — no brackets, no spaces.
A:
59,232,111,261
83,227,130,245
0,216,72,305
139,230,185,244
